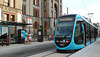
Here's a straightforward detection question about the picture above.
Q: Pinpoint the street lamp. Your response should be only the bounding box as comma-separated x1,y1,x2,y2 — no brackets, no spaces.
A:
88,13,94,23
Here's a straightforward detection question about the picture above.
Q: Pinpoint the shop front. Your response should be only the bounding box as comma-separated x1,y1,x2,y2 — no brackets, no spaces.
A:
0,21,31,43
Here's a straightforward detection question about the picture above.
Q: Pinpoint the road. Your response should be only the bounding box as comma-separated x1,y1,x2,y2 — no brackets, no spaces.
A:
0,41,55,57
28,49,73,57
0,41,75,57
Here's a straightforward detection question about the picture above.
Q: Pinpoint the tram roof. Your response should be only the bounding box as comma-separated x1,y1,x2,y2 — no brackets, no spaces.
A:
59,14,97,29
0,21,31,26
59,14,77,18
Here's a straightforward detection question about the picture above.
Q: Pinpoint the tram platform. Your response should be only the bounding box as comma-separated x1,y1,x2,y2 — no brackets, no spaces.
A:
69,37,100,57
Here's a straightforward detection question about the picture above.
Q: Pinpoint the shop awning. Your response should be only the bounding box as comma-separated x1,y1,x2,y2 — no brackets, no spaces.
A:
0,21,31,26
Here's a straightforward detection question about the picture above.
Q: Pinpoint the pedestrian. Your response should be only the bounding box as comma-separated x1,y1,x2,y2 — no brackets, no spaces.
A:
25,30,28,45
28,32,32,44
51,34,54,40
2,33,10,46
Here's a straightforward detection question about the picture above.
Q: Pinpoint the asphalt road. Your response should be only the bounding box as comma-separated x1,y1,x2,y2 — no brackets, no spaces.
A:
0,41,55,57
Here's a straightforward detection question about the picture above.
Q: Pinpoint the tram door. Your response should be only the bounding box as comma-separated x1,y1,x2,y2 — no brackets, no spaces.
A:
82,24,86,47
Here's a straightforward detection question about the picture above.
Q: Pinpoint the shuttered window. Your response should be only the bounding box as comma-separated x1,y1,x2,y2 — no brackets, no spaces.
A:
37,0,39,6
33,0,35,5
22,5,26,15
33,8,39,18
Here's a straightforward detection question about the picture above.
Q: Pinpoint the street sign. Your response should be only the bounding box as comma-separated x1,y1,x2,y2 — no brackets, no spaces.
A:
17,12,21,22
27,17,32,24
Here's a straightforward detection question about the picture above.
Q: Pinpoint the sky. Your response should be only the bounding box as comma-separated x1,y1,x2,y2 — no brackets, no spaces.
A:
62,0,100,23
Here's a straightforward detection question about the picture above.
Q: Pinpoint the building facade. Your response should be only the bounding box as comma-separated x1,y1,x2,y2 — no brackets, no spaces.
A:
22,0,41,35
22,0,62,35
42,0,62,35
0,0,22,37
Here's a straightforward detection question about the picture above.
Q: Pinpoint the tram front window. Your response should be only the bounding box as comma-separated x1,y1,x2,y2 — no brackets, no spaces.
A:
55,17,74,37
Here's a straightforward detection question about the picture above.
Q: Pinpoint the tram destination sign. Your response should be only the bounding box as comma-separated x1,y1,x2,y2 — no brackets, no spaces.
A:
59,18,73,21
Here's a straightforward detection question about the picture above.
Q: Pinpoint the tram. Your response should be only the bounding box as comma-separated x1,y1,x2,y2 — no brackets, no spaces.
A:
54,14,98,51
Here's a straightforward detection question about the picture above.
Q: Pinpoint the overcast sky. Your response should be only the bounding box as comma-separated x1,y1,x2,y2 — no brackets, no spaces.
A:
62,0,100,23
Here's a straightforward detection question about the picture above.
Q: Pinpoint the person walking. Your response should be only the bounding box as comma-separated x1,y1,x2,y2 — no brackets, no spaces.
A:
2,33,10,46
28,32,32,44
25,30,28,45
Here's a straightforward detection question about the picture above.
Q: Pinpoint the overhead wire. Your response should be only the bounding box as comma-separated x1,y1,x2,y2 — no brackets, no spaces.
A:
62,0,69,7
63,0,90,14
80,0,89,12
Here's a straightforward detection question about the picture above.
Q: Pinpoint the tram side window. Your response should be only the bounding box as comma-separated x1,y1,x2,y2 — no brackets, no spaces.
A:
74,23,83,44
94,28,96,40
91,26,94,40
85,23,90,42
94,28,97,38
75,24,81,36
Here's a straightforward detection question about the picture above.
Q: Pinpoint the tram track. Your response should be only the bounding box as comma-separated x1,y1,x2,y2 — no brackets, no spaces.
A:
28,49,76,57
42,52,74,57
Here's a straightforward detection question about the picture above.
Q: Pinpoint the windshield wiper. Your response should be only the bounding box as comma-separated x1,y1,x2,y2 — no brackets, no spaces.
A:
64,31,72,38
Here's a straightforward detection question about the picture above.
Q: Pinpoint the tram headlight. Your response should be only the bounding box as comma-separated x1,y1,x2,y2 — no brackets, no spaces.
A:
66,40,69,43
56,40,59,43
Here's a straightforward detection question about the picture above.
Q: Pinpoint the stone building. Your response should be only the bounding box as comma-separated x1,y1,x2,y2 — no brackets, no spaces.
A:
0,0,22,37
22,0,62,35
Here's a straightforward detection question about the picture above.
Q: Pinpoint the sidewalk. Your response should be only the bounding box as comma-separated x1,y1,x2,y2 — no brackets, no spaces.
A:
69,37,100,57
0,36,50,47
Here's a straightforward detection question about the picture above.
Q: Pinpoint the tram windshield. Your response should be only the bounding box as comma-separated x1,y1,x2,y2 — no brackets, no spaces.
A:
55,16,75,37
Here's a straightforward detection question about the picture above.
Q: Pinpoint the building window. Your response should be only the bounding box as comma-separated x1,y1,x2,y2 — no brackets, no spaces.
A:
35,10,37,17
4,14,9,21
33,0,39,6
33,8,39,17
11,0,16,8
22,5,26,15
33,0,37,5
4,13,16,22
33,21,39,29
33,0,35,5
44,0,47,7
11,15,15,21
44,10,47,18
35,0,37,5
60,5,62,12
4,0,10,6
35,22,37,29
37,0,39,6
51,0,53,8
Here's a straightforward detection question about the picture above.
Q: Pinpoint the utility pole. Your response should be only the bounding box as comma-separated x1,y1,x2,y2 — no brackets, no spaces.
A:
67,7,68,14
29,0,30,33
41,1,43,26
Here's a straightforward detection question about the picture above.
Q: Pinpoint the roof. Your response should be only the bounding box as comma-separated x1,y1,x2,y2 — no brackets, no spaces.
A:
0,21,31,26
